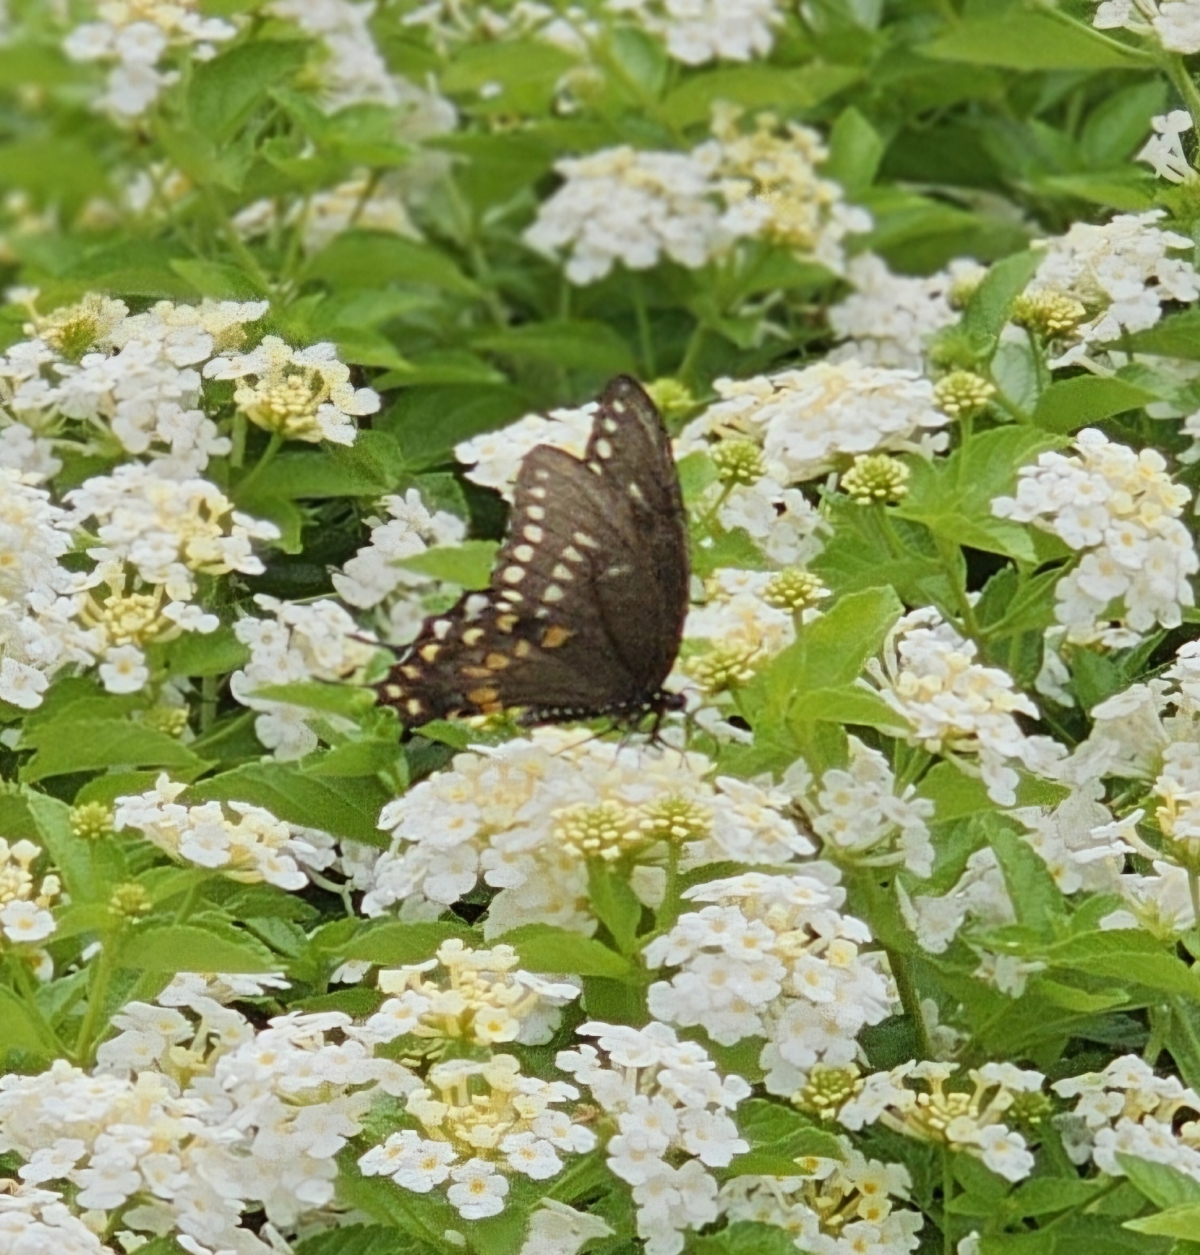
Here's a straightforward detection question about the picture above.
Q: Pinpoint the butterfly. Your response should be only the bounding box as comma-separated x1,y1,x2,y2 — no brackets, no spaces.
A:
376,376,689,735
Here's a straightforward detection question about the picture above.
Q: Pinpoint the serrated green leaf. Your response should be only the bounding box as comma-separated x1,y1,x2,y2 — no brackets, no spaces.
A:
115,924,277,973
963,250,1040,341
922,12,1148,68
18,720,206,782
165,626,250,678
246,681,375,718
1033,376,1157,433
500,924,634,979
342,921,477,965
303,231,480,296
188,39,308,140
395,540,498,589
473,321,636,374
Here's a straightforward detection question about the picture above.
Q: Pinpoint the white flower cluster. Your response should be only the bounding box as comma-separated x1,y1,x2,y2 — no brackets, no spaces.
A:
1053,1054,1200,1181
332,486,467,642
645,870,894,1097
361,1052,596,1218
1026,210,1200,365
0,1183,109,1255
1094,0,1200,54
2,294,268,478
992,428,1198,645
355,938,580,1048
866,608,1060,806
402,0,597,57
366,728,813,933
1137,109,1195,183
1009,782,1126,896
63,0,235,119
0,974,417,1255
607,0,784,64
0,469,92,708
524,111,868,284
828,253,985,371
897,849,1024,985
267,0,452,116
231,595,380,758
456,400,596,496
682,568,798,691
557,1021,750,1255
677,360,948,484
0,837,60,945
67,464,279,602
839,1060,1044,1183
707,474,829,566
233,172,420,255
719,1141,923,1255
203,334,381,445
113,773,337,889
785,736,936,875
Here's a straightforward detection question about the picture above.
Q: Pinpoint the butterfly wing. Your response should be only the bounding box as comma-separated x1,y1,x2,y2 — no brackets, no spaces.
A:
377,377,688,729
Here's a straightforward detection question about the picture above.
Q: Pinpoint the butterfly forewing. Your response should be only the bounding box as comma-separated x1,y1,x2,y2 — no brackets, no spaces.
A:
376,376,688,731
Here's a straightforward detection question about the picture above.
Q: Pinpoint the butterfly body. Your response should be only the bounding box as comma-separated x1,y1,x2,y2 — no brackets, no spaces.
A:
377,376,688,734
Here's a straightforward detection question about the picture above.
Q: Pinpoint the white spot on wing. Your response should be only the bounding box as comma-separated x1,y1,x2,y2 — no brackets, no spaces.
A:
513,544,534,562
543,584,564,602
502,566,525,584
523,525,544,543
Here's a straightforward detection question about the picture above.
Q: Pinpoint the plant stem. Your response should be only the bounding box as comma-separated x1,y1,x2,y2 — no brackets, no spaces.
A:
235,431,283,501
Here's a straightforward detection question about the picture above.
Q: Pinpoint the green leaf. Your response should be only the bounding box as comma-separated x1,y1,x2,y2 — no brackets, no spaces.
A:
661,65,861,127
736,1098,845,1165
18,719,206,782
1119,1154,1200,1209
0,137,109,210
1124,309,1200,359
382,383,535,469
1033,376,1157,434
23,789,124,905
442,39,578,114
171,258,269,299
588,862,644,955
473,321,637,374
1126,1204,1200,1238
824,107,885,197
190,763,393,844
302,738,403,778
342,921,477,965
1044,931,1200,999
395,541,499,589
241,430,408,501
188,40,308,140
500,924,635,979
987,819,1063,938
115,924,277,973
295,1222,431,1255
922,12,1148,68
246,682,376,718
165,626,250,678
0,985,56,1064
693,1222,798,1255
303,231,480,296
963,251,1040,341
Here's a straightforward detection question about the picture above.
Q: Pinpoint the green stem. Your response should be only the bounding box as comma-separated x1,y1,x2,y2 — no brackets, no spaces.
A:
633,277,657,379
173,878,202,926
888,943,932,1059
199,674,218,735
677,323,710,387
941,1145,955,1255
4,953,64,1057
235,431,283,501
229,411,248,469
934,535,983,641
74,942,114,1063
1188,867,1200,962
1164,53,1200,136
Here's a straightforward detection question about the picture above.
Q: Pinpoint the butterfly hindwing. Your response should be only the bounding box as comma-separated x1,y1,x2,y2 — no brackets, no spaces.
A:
377,376,688,731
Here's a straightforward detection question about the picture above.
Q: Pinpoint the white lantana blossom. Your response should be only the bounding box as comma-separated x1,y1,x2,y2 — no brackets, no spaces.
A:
113,774,338,890
524,109,868,284
231,595,380,759
557,1021,750,1255
992,428,1198,645
865,608,1061,806
719,1141,923,1255
645,870,895,1096
1,976,418,1255
785,736,936,875
0,1184,110,1255
606,0,784,64
838,1060,1044,1183
1054,1054,1200,1181
202,335,380,445
1094,0,1200,53
1137,109,1195,183
356,937,580,1049
360,1052,596,1217
0,838,60,945
828,253,986,371
1024,210,1200,366
457,401,596,497
63,0,235,119
366,728,813,934
677,361,948,484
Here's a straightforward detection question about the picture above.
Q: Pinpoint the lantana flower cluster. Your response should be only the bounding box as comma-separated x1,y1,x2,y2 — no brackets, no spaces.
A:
1094,0,1200,55
835,1060,1045,1183
524,108,869,284
0,974,417,1255
677,360,949,484
866,607,1061,805
63,0,235,119
784,735,936,876
0,837,59,947
992,428,1198,644
557,1021,751,1255
360,1053,596,1218
719,1142,924,1255
1052,1054,1200,1182
355,938,581,1049
231,595,381,759
112,774,338,889
365,728,814,934
645,871,895,1096
607,0,785,64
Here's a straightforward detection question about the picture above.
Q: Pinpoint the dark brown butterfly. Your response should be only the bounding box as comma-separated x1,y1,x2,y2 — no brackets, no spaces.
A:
376,376,689,734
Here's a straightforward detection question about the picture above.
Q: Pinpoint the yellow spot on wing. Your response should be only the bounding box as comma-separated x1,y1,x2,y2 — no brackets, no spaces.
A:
541,625,573,649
